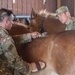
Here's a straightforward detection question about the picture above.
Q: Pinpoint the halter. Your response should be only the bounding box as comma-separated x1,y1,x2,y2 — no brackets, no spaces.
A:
39,17,46,33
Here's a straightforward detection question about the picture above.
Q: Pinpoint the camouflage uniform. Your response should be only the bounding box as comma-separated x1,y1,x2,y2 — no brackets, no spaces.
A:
0,26,32,75
65,17,75,30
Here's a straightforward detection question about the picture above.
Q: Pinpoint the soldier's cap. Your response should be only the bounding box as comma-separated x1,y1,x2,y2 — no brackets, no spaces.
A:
55,6,69,19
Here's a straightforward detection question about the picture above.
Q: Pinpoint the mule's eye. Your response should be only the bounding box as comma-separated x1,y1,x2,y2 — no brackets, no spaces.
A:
27,27,30,29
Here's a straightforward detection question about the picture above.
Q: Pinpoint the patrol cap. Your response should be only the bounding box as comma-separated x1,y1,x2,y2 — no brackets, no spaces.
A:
55,6,69,19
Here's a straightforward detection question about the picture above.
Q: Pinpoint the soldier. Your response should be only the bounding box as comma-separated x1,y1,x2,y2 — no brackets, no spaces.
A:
0,8,46,75
55,6,75,30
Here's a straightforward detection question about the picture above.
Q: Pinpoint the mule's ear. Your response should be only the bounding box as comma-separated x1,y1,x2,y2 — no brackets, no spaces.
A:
31,8,37,19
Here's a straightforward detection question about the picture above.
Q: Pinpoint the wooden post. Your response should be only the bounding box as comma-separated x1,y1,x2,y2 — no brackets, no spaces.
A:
74,0,75,16
43,0,46,9
57,0,61,8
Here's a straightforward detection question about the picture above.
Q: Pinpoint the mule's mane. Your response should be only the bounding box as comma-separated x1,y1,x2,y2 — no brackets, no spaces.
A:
38,9,56,18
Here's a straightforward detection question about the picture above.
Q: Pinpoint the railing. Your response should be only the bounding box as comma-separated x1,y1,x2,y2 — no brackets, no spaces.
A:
16,15,31,19
15,15,31,23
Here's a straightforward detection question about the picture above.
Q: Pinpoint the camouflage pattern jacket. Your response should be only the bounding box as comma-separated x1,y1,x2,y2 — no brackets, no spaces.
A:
0,26,32,75
65,17,75,30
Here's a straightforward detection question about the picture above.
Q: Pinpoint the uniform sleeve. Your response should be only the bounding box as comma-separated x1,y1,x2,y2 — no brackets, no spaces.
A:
12,33,32,45
73,22,75,30
0,33,32,75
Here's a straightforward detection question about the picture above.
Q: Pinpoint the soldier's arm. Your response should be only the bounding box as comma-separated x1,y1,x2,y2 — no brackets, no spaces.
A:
73,21,75,30
0,33,32,75
12,33,32,45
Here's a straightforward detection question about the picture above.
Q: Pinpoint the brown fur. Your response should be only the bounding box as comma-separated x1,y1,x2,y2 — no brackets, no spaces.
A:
18,30,75,75
8,22,31,36
29,9,66,34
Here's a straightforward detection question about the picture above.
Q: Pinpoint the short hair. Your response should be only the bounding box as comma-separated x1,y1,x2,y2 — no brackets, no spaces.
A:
0,8,15,21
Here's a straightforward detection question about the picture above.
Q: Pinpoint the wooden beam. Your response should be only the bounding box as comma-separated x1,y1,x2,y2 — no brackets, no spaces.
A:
57,0,61,8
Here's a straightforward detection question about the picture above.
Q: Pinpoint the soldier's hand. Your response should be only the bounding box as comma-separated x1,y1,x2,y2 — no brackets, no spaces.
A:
31,32,41,39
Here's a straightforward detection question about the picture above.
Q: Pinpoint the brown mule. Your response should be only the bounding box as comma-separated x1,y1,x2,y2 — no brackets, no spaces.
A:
17,30,75,75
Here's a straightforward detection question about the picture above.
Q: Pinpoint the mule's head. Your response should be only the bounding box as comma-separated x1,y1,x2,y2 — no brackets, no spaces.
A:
8,22,31,36
29,8,44,33
29,9,54,33
29,8,66,34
